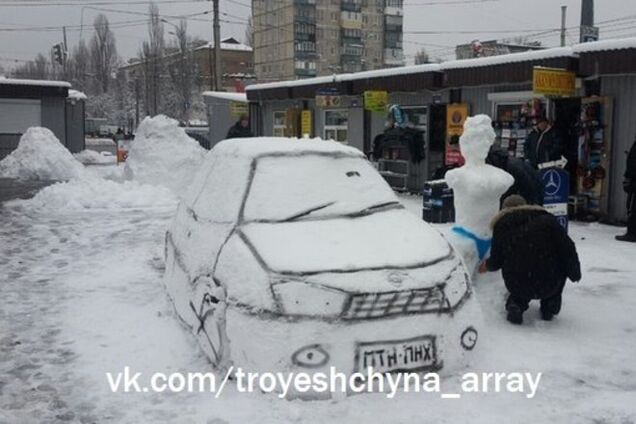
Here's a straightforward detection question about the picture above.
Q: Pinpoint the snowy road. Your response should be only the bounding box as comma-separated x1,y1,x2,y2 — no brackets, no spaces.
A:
1,191,635,423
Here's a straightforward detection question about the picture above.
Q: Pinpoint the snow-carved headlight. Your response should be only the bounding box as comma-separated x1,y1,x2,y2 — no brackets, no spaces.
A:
292,344,330,368
272,280,348,317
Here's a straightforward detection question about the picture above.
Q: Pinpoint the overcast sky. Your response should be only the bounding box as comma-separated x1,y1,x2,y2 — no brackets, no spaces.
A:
0,0,635,71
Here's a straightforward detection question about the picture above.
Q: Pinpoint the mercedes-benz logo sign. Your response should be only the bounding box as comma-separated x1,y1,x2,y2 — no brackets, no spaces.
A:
543,169,561,196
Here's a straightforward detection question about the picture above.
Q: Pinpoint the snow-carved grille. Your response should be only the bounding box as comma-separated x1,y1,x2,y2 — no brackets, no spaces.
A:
342,285,450,320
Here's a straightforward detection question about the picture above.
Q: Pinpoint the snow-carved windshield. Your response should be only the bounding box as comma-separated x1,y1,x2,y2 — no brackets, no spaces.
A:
242,154,398,222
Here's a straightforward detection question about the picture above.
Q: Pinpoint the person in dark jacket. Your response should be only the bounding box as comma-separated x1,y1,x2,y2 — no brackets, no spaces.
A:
524,117,563,169
616,139,636,242
480,195,581,324
486,145,545,205
226,115,253,139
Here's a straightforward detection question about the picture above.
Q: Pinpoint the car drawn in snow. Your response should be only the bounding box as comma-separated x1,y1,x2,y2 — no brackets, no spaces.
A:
163,137,481,395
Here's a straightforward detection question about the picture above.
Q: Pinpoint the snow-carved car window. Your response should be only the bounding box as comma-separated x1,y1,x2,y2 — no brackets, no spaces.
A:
242,155,398,222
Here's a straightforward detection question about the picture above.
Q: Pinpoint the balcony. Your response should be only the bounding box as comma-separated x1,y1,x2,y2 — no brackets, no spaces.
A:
295,68,317,77
295,15,316,24
294,50,318,60
295,32,316,42
341,1,362,13
342,44,364,57
384,6,403,16
340,11,362,29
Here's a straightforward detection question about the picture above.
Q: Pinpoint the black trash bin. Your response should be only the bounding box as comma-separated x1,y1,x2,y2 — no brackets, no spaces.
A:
422,180,455,223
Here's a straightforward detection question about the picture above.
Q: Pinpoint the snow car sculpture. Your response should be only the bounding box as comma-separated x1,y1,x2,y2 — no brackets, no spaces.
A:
163,138,481,395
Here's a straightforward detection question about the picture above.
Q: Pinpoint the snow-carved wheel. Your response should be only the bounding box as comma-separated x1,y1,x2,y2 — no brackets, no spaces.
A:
190,275,229,369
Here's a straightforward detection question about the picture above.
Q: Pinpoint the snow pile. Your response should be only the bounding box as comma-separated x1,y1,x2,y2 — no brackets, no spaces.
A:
0,127,85,180
124,115,205,195
11,177,176,212
68,89,87,100
74,149,117,165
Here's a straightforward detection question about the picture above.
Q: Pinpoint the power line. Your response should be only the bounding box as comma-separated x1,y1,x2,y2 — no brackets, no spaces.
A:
0,0,206,6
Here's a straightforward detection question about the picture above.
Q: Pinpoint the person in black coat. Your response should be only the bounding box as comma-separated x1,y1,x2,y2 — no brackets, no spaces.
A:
226,115,253,139
616,139,636,242
524,117,563,169
480,195,581,324
486,145,545,205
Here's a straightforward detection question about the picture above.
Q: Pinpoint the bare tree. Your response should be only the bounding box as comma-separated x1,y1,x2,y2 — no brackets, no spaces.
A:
414,48,430,65
166,19,198,123
90,14,117,93
141,2,165,116
244,15,253,47
13,53,51,80
68,39,92,92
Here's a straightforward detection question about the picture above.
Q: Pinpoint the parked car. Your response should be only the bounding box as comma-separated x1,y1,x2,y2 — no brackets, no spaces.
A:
163,138,480,396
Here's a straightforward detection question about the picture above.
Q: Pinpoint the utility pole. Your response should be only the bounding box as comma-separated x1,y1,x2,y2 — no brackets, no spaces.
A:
62,26,68,75
212,0,221,91
560,6,567,47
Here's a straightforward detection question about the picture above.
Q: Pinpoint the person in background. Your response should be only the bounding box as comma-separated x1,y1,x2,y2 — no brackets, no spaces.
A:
524,117,563,169
479,195,581,324
226,115,253,139
486,145,545,205
616,138,636,242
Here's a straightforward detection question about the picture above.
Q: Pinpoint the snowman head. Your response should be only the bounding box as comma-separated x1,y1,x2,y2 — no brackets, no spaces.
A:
459,114,496,165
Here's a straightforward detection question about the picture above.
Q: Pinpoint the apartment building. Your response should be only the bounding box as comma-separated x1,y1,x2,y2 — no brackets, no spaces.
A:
253,0,404,81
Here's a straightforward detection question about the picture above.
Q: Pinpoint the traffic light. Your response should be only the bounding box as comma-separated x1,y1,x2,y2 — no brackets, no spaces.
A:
52,43,66,65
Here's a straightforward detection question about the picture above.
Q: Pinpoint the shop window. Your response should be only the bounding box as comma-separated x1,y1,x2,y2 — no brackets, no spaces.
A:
273,111,286,137
324,110,348,143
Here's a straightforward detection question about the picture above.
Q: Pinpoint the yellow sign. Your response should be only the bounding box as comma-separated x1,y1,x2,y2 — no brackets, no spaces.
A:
445,103,469,166
446,103,468,136
533,67,576,97
364,91,389,113
230,101,248,117
301,110,312,136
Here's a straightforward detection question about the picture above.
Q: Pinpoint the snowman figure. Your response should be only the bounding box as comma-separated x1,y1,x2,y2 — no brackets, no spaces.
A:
445,115,514,271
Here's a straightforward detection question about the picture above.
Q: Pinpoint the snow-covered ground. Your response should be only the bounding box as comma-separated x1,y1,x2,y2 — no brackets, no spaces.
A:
1,180,635,423
1,122,634,422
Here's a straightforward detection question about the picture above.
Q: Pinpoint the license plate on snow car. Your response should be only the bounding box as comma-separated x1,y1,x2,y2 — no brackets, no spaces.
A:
355,335,439,373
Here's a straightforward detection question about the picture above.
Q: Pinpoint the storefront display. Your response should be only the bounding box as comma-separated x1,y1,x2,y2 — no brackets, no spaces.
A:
493,99,545,159
576,97,613,215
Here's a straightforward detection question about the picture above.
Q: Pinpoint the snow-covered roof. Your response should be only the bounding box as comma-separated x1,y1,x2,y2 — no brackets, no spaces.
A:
202,91,247,102
68,89,87,100
213,137,365,159
572,37,636,53
246,63,441,92
196,37,252,52
440,46,576,70
0,77,71,88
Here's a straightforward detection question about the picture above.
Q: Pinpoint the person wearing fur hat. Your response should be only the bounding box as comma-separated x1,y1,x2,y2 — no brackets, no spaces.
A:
479,195,582,324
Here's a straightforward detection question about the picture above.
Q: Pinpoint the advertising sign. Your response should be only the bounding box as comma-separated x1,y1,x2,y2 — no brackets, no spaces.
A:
445,103,468,166
363,91,389,113
541,168,570,232
316,95,342,108
230,101,248,117
301,110,312,136
533,67,576,97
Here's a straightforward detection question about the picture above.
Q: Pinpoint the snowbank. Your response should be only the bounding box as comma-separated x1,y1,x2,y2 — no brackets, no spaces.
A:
11,177,176,212
0,127,85,180
124,115,205,195
74,149,117,165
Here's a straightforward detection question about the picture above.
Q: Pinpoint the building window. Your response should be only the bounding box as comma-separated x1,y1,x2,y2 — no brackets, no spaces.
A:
323,110,348,143
273,111,286,137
